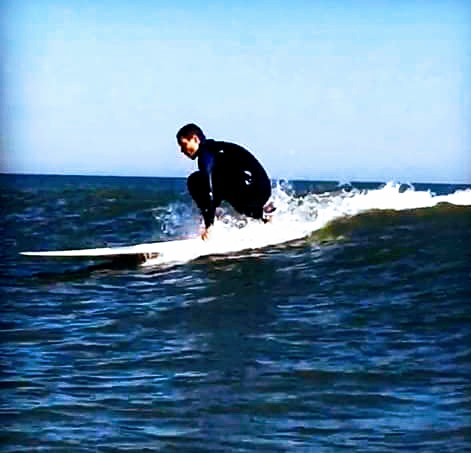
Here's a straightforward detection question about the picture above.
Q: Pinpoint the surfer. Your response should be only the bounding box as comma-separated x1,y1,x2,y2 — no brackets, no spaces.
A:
177,123,274,240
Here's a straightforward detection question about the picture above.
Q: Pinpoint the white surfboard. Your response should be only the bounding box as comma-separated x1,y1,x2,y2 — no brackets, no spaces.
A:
21,237,211,266
20,220,313,266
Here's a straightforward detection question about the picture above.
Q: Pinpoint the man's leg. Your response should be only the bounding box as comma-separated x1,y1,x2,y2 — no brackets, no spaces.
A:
224,173,271,221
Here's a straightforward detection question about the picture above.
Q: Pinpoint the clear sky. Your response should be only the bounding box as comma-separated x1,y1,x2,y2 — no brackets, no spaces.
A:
2,0,470,183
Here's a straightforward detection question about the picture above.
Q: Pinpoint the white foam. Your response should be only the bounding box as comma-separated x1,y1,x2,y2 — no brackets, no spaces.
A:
147,182,470,265
252,181,470,240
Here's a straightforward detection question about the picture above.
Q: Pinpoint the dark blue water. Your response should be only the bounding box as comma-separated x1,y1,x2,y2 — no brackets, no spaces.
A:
1,174,470,452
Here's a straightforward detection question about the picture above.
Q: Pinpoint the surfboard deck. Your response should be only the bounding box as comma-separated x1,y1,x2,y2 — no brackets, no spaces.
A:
20,231,279,266
20,237,204,265
20,220,312,266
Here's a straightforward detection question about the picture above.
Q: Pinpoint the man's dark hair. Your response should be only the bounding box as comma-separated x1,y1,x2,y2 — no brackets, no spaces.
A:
176,123,206,142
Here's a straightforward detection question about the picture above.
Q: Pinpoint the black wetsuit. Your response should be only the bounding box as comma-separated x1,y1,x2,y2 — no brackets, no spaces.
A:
188,139,271,228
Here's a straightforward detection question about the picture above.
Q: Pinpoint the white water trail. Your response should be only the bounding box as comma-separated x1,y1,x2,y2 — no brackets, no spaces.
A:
146,182,471,265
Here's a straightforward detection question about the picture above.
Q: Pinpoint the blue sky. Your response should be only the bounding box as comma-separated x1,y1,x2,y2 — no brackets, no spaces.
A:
3,0,470,183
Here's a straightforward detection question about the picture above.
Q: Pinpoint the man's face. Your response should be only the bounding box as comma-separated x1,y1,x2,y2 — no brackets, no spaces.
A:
179,135,200,160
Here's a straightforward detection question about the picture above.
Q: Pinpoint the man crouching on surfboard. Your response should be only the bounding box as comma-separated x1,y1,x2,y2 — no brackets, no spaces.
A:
177,123,275,240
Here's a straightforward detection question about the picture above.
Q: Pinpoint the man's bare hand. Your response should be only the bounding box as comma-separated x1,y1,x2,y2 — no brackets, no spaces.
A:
201,227,211,241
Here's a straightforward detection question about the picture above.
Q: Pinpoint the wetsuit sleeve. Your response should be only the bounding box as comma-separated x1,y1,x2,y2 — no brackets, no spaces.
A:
198,150,216,228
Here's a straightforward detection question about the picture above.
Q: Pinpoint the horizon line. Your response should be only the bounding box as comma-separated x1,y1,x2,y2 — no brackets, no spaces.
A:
1,171,470,186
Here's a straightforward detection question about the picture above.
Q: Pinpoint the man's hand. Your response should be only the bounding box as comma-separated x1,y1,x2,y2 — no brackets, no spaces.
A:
201,227,211,241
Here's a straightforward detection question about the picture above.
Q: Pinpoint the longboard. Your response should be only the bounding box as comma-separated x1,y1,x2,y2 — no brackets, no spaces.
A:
20,220,312,266
20,237,207,266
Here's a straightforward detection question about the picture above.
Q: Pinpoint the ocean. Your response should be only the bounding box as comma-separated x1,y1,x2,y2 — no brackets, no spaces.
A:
1,174,470,452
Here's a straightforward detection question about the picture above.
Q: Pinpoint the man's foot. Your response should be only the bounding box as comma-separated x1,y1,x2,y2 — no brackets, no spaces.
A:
263,201,276,214
215,207,225,219
262,201,276,223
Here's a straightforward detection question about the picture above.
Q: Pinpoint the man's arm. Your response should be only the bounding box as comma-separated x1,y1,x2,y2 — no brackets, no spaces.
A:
198,149,216,230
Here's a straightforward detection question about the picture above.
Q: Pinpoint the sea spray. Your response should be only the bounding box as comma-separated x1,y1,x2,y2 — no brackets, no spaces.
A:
150,182,471,265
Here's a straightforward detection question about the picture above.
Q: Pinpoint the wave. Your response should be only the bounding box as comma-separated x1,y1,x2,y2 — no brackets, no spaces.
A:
270,181,471,221
313,202,470,243
152,182,471,264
